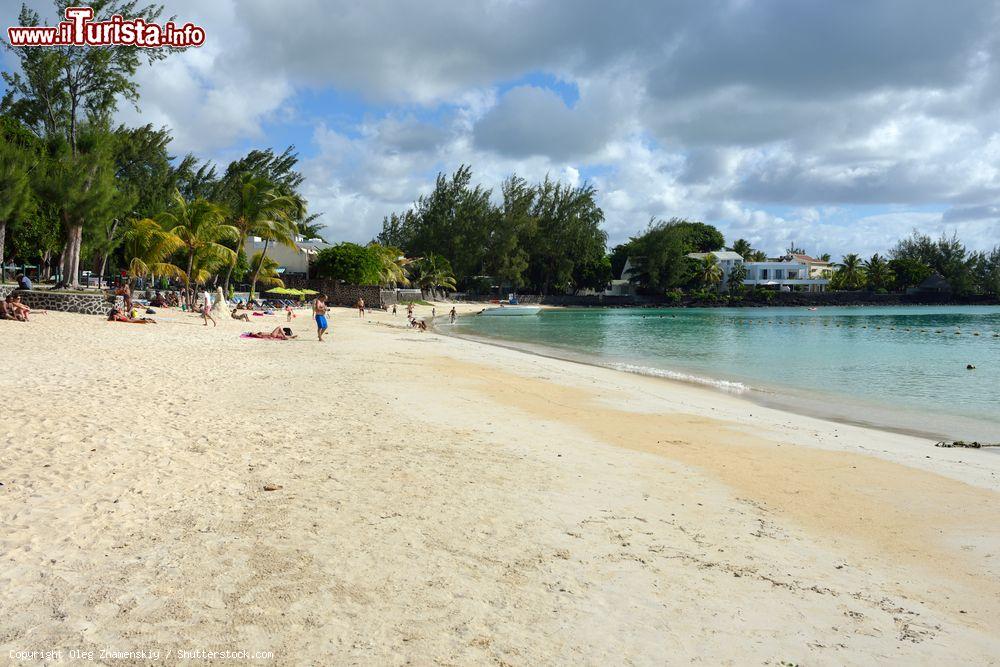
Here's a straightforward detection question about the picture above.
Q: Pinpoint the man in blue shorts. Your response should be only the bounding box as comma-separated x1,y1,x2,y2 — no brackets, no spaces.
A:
313,294,329,342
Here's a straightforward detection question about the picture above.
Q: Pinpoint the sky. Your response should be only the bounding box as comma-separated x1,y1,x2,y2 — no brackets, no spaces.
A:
3,0,1000,258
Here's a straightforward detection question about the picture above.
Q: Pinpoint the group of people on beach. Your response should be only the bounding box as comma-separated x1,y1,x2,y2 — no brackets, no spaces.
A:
0,293,32,321
5,279,445,344
2,275,39,322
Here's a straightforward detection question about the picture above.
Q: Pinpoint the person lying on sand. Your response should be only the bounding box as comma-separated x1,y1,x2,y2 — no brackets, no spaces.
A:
247,326,297,340
107,307,156,324
231,308,250,322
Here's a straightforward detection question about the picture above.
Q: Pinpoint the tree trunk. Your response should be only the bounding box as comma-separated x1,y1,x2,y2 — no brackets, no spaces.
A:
185,252,195,308
0,221,6,284
68,225,83,289
96,219,120,289
249,238,270,300
60,234,73,288
223,232,245,292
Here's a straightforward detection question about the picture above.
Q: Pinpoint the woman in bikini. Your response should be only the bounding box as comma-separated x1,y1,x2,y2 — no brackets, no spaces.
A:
247,326,297,340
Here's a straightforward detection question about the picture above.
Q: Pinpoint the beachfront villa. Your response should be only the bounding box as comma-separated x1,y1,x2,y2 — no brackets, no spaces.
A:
243,236,330,278
685,251,831,292
741,258,829,291
685,251,745,290
780,252,835,280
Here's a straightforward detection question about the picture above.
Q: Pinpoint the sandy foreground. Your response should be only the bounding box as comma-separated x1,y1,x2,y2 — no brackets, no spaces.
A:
1,303,998,666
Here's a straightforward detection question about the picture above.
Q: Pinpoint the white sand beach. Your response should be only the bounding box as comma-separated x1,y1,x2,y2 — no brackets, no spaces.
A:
2,304,999,665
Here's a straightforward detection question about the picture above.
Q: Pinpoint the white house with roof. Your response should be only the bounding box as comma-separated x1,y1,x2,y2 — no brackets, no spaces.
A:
686,251,745,289
742,258,829,292
779,253,835,280
243,236,330,277
603,257,638,296
686,251,830,292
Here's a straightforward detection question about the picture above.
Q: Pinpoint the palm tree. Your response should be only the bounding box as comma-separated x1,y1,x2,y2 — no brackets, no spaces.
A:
158,191,237,305
819,253,832,262
221,173,304,291
863,253,893,291
731,238,753,260
370,243,412,287
298,214,327,242
836,253,866,290
248,212,300,299
249,253,285,289
122,217,185,286
698,254,723,289
409,254,457,299
728,261,748,293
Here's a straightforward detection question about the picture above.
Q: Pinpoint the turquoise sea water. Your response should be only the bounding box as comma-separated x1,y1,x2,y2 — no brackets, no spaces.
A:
449,306,1000,441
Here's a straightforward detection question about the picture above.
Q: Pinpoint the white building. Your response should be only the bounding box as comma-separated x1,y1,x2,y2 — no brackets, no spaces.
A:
686,251,829,292
603,257,639,296
742,259,828,292
243,236,329,277
686,251,745,289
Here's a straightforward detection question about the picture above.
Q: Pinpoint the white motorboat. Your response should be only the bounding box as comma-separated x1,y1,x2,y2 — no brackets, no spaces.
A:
479,305,541,316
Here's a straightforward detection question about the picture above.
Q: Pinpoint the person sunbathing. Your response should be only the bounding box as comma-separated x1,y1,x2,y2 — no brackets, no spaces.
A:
247,326,297,340
231,308,250,321
107,307,156,324
1,297,25,321
7,295,31,321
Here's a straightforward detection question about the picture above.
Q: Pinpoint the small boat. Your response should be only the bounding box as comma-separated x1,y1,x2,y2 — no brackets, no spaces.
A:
479,305,541,316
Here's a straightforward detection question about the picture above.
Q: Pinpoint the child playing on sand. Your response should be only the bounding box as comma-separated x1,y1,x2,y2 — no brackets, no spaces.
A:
201,301,217,327
357,297,365,318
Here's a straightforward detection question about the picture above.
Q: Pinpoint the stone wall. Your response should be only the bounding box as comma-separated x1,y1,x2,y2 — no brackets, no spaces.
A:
282,277,388,308
380,289,398,307
1,288,123,315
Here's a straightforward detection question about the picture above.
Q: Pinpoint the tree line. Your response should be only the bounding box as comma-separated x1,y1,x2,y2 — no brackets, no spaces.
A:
607,219,1000,298
0,2,319,304
374,165,609,295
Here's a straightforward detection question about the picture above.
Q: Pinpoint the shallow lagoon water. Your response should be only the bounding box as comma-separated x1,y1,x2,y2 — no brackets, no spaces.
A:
451,306,1000,441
